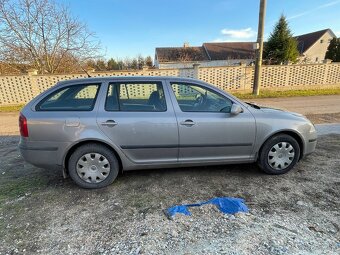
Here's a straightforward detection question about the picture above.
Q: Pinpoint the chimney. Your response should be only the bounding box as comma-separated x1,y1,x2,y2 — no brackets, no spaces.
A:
183,42,190,48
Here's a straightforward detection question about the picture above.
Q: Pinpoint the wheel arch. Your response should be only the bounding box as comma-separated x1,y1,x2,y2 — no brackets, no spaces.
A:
257,130,304,161
63,139,123,176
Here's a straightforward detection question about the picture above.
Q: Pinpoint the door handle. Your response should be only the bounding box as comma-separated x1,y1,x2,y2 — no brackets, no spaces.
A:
180,119,195,126
101,120,118,127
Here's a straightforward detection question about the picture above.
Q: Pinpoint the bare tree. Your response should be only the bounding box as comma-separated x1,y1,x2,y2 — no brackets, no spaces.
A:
0,61,29,74
0,0,101,74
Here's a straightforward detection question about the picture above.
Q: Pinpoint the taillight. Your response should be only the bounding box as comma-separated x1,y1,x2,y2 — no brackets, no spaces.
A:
19,113,29,137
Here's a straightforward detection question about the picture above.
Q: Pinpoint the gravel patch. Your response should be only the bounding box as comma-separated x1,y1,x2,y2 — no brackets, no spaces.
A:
0,135,339,255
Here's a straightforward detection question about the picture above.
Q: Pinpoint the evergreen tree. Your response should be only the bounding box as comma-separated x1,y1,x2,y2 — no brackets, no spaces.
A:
131,59,138,69
107,58,119,70
337,40,340,62
137,55,145,69
325,37,340,62
264,15,299,64
145,56,153,67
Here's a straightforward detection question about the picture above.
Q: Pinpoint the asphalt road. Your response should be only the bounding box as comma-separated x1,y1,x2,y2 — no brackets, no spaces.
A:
249,95,340,114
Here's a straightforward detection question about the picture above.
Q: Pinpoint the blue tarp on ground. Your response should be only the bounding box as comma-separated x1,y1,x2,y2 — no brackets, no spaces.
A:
165,197,249,219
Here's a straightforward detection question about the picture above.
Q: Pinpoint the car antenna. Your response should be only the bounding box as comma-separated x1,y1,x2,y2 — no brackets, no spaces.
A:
71,55,92,78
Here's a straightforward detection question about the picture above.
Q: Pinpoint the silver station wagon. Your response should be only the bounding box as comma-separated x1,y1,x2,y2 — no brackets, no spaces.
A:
19,77,317,188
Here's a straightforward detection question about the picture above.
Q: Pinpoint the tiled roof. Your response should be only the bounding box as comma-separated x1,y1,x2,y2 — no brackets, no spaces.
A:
294,29,334,54
155,42,256,63
155,46,209,63
203,42,255,60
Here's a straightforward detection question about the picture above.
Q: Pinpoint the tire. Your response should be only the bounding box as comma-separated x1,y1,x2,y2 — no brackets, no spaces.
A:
68,143,119,189
258,134,300,175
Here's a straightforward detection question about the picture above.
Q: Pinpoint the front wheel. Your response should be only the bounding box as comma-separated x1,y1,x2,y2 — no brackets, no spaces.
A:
258,134,300,174
68,143,119,189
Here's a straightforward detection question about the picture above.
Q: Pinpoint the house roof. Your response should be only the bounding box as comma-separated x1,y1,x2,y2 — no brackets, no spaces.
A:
203,42,255,60
156,29,337,63
155,46,209,63
156,42,256,63
294,29,336,54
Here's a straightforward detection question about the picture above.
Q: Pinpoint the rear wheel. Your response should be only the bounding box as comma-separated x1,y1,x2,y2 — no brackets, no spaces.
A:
258,134,300,174
68,143,119,189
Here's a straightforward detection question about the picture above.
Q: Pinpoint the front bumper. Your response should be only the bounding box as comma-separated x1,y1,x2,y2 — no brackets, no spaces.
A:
304,139,317,157
302,129,317,157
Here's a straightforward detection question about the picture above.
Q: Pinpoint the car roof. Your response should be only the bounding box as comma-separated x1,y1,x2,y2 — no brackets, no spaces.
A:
57,76,199,86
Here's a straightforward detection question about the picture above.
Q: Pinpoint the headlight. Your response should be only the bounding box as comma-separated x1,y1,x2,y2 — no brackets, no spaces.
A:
309,123,316,133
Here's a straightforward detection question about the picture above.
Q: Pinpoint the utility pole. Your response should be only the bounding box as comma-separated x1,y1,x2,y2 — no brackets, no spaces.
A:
253,0,266,95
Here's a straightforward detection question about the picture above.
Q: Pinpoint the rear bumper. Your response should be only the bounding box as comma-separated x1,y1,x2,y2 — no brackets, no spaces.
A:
19,138,67,170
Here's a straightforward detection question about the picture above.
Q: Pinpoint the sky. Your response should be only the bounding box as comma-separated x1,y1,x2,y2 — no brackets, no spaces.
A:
59,0,340,59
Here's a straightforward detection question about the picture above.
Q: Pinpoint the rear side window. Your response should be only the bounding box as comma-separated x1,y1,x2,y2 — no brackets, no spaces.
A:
36,84,100,111
105,82,166,112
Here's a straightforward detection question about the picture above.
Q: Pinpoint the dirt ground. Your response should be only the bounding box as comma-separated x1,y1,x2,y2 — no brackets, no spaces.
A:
0,134,339,255
305,112,340,124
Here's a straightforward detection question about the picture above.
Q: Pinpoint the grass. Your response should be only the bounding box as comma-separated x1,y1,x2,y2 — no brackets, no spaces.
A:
0,104,24,112
232,88,340,99
0,88,340,112
0,176,48,205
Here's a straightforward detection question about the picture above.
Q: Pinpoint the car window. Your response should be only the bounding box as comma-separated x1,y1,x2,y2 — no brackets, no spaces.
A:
171,83,233,113
106,82,166,112
36,84,100,111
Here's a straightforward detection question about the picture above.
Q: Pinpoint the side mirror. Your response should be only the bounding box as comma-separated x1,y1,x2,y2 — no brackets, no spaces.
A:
230,104,243,115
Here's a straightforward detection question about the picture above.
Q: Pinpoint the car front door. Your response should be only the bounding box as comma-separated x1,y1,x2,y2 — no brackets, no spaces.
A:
97,80,178,164
167,81,256,163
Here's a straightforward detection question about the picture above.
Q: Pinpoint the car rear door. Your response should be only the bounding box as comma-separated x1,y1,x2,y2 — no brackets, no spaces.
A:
28,82,102,143
97,79,179,164
166,80,256,163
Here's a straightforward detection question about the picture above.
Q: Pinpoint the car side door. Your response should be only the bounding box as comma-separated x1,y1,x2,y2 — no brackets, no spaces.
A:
96,80,179,164
28,82,102,143
167,80,256,163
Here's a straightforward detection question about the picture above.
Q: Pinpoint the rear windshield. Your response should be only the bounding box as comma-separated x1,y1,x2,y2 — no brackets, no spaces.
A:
36,84,100,111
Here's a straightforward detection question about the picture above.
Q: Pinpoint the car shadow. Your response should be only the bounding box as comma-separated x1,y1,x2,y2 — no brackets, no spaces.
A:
121,163,262,179
0,134,262,186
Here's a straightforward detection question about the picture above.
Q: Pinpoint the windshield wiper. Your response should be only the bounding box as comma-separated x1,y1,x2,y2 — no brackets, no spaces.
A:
245,102,261,109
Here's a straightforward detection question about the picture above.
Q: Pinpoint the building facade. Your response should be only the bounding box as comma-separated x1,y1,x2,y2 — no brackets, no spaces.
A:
295,29,336,63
